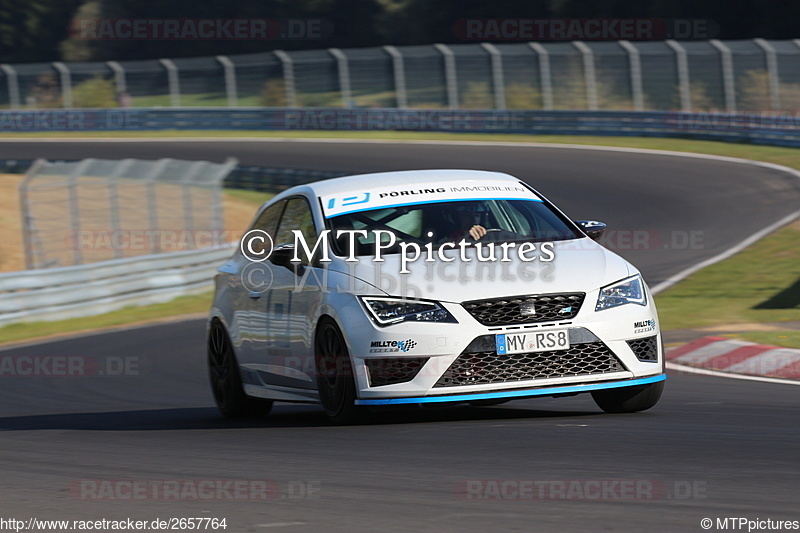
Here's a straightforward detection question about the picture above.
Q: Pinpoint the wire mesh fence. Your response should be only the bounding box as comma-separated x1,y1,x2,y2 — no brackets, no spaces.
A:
20,158,236,269
2,40,800,112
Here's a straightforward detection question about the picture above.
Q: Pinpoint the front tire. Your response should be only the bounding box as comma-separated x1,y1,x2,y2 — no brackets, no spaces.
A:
315,318,364,425
591,381,664,413
208,320,273,418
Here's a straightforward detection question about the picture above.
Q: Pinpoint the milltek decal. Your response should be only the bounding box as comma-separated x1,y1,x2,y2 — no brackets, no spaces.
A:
378,188,446,198
369,339,418,353
633,319,656,334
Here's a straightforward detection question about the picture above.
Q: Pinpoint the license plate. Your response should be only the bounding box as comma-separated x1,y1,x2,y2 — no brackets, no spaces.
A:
496,330,570,355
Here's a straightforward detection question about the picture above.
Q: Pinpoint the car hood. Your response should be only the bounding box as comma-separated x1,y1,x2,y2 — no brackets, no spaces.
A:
327,238,632,302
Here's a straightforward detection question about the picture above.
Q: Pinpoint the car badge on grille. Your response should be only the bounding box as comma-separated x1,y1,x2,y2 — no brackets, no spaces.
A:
519,302,537,316
559,306,573,315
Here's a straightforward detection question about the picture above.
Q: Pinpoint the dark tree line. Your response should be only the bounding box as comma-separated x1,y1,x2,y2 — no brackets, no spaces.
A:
1,0,799,63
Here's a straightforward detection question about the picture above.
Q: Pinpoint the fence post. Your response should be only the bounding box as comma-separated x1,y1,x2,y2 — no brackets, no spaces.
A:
107,61,127,95
107,159,136,260
179,161,209,242
528,43,553,110
481,43,506,110
435,43,459,109
383,45,407,108
159,59,181,107
211,158,238,236
19,159,47,269
144,159,172,253
572,41,598,110
619,40,644,111
666,40,691,112
216,55,238,107
710,40,736,113
329,48,353,108
67,159,94,265
0,64,21,109
52,62,73,108
753,39,779,110
274,50,297,108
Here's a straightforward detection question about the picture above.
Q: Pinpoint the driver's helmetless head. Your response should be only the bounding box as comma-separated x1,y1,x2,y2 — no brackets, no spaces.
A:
453,201,488,225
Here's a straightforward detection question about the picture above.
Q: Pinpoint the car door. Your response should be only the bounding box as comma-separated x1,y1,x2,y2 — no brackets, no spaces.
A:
258,196,321,391
234,199,285,374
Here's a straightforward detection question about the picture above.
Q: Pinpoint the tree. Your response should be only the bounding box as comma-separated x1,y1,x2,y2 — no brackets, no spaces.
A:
0,0,83,62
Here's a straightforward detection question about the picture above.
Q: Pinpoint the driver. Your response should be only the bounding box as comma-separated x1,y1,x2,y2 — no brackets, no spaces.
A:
447,201,492,241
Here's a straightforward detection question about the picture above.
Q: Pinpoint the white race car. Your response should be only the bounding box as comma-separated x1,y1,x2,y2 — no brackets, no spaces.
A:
208,170,665,423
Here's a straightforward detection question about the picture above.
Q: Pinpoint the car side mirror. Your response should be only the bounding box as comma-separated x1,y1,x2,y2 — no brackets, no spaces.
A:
575,220,607,241
269,244,297,269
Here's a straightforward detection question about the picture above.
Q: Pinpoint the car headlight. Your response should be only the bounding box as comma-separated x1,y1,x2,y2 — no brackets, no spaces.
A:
360,297,458,326
595,274,647,311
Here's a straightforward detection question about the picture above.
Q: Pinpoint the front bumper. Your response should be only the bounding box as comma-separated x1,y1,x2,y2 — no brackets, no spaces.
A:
355,373,666,405
346,296,664,400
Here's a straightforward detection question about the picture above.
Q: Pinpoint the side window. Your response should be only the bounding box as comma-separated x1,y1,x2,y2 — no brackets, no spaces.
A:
247,201,284,255
274,197,318,248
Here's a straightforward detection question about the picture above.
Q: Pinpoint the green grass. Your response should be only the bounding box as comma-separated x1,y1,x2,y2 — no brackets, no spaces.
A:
0,291,213,346
732,331,800,349
655,220,800,336
223,188,274,206
130,93,263,108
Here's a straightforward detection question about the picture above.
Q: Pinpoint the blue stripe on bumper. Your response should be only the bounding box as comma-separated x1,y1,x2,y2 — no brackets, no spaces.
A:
354,374,666,406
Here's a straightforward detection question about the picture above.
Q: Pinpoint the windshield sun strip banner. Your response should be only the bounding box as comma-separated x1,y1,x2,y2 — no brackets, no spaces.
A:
320,182,542,218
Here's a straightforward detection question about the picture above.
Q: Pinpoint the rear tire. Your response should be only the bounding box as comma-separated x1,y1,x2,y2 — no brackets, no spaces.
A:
315,318,365,425
208,320,273,418
591,381,664,413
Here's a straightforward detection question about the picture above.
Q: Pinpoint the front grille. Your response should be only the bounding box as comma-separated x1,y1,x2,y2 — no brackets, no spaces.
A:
462,293,585,326
627,336,658,362
434,341,625,387
366,357,428,387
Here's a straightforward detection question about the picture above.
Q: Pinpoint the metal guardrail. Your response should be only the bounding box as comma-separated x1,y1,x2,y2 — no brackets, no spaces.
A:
1,158,346,193
228,165,346,192
20,157,235,269
0,160,344,325
0,244,234,326
3,108,800,146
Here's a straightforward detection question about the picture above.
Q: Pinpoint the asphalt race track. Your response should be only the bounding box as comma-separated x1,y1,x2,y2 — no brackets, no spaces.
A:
0,140,799,532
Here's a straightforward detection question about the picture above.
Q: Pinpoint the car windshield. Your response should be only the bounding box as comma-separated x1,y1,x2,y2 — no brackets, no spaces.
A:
327,198,582,257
